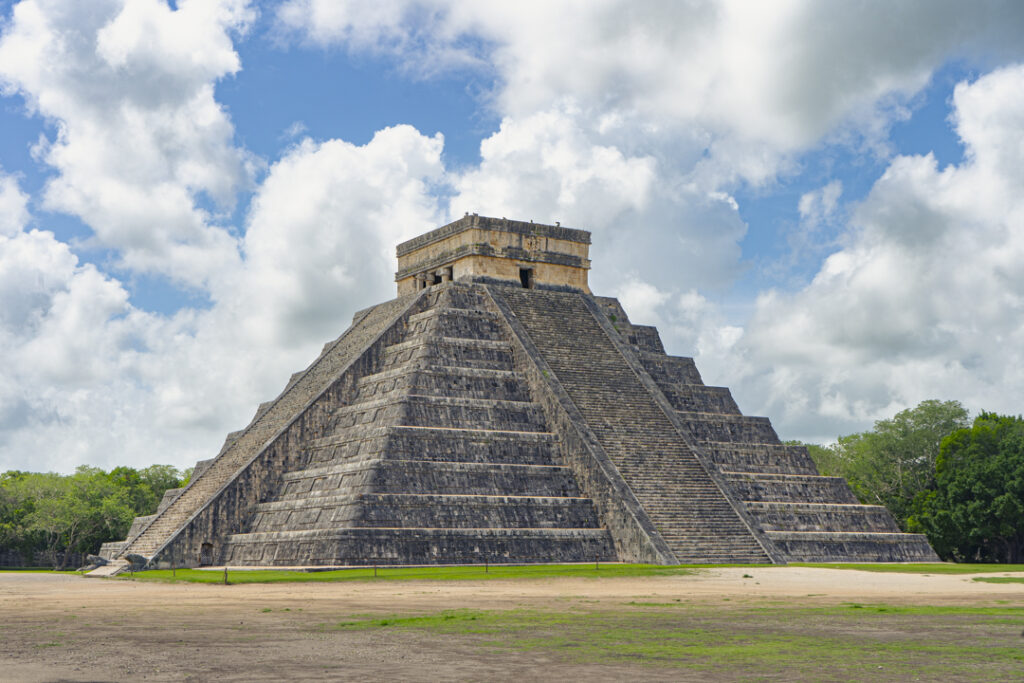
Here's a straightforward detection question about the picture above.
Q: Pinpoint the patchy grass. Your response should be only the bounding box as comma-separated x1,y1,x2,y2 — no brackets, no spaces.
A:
124,563,711,584
322,604,1024,678
794,562,1024,574
973,576,1024,584
119,562,1024,583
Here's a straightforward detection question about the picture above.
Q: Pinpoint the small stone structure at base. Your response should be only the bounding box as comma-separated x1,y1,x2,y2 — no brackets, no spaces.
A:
95,215,937,573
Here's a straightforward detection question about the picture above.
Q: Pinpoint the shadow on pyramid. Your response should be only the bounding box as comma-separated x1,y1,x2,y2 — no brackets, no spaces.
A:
93,215,937,574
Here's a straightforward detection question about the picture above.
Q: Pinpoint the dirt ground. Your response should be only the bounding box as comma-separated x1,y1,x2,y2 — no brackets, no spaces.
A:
1,567,1022,682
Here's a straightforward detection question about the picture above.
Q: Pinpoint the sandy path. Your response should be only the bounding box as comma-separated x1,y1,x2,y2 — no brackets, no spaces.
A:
3,566,1019,611
1,568,1021,682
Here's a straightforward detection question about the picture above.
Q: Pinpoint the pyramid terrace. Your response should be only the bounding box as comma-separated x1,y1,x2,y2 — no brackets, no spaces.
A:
92,216,937,574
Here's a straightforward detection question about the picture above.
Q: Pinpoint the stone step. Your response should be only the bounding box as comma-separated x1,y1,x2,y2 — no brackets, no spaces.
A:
250,492,602,532
743,501,901,533
407,307,506,341
639,352,704,385
84,559,129,577
357,365,530,403
674,412,779,444
656,385,740,414
765,531,940,562
699,442,820,476
625,325,666,354
220,526,616,566
424,284,491,310
331,395,547,433
305,426,560,466
382,337,513,371
97,541,126,560
724,472,860,504
276,459,582,498
407,307,500,324
276,458,379,498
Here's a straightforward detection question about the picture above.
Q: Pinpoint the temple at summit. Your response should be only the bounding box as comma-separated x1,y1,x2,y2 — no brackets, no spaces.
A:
93,214,937,573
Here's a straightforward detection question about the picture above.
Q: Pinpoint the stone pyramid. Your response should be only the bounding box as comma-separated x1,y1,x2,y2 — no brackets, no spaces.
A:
95,215,937,573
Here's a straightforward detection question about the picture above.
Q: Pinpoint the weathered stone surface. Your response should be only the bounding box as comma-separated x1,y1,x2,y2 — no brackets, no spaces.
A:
600,300,937,562
494,287,773,564
95,216,937,573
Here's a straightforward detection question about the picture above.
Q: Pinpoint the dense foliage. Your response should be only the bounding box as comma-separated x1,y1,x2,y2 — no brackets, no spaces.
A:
916,413,1024,563
0,465,187,568
805,400,1024,563
806,400,970,529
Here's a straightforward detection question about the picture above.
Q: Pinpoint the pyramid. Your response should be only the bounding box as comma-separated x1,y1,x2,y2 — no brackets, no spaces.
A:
95,215,937,573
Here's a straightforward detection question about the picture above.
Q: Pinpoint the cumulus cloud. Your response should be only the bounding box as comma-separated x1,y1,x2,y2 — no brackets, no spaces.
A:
0,173,154,470
0,173,29,236
731,64,1024,441
230,125,446,348
276,1,1024,171
798,181,843,227
0,123,448,472
0,0,255,287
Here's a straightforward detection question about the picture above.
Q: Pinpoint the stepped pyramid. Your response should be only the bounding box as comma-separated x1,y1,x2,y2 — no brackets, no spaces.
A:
94,215,937,573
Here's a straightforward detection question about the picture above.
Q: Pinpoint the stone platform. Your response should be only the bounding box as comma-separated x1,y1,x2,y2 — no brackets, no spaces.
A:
94,216,937,573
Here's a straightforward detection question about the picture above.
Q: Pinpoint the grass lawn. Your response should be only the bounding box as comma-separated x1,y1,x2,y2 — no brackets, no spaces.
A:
123,563,716,584
320,603,1024,678
119,561,1024,584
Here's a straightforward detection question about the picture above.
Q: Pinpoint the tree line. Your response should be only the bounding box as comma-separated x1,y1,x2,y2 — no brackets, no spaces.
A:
0,465,189,569
803,400,1024,563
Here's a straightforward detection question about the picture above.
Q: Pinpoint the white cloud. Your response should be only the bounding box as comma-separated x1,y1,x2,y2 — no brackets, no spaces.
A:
0,175,162,470
731,64,1024,441
0,173,29,236
233,125,446,348
451,106,657,230
0,0,255,287
615,278,670,327
798,181,843,226
448,104,750,296
0,123,448,472
276,1,1024,176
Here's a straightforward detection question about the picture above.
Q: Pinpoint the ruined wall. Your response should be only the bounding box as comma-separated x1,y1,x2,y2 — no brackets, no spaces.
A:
396,215,591,295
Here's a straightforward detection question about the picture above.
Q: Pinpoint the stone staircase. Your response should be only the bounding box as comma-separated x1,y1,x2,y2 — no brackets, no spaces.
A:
607,302,938,562
219,284,614,566
496,288,770,564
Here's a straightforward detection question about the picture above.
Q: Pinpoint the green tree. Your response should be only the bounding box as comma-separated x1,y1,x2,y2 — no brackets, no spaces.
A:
917,413,1024,563
0,471,46,561
25,466,136,569
807,399,970,529
108,464,185,517
1,464,186,568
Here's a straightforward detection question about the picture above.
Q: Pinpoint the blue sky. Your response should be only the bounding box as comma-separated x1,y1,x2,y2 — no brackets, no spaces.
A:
1,1,1024,473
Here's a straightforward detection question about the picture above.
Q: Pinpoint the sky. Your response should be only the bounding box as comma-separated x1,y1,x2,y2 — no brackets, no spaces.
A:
1,0,1024,474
